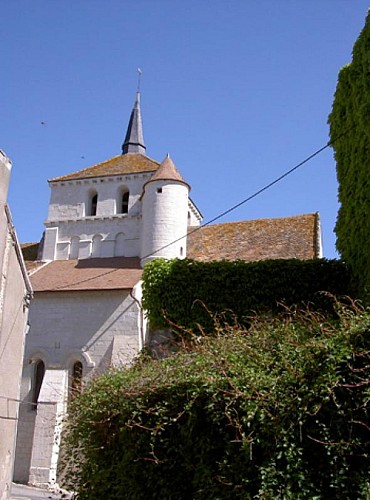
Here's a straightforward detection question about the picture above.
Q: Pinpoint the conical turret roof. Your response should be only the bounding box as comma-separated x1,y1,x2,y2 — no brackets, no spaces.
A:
145,154,190,189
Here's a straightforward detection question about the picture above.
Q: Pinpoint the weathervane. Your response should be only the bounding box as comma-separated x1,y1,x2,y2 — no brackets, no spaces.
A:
137,68,142,92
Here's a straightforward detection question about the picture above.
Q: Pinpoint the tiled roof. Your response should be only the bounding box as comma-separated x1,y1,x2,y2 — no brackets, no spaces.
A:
30,257,143,292
22,215,320,289
49,153,159,182
25,260,45,273
145,155,190,188
187,213,320,262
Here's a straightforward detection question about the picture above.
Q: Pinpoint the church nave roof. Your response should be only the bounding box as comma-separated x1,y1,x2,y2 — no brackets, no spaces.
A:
29,257,143,291
49,153,160,182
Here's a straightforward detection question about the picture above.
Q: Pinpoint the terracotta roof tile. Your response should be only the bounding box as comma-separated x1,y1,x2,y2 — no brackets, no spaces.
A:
187,213,320,262
49,153,159,182
145,155,190,188
30,257,143,292
25,260,46,274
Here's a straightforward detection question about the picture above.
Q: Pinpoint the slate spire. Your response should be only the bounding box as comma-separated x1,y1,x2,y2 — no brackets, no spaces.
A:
122,91,146,155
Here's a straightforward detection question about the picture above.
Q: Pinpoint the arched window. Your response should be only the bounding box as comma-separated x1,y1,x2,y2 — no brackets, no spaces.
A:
70,361,83,399
87,189,98,216
32,360,45,409
121,191,129,214
117,188,129,214
90,193,98,216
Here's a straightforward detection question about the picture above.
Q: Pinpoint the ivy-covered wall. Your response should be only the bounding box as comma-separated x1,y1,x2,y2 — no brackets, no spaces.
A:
142,258,352,332
328,11,370,295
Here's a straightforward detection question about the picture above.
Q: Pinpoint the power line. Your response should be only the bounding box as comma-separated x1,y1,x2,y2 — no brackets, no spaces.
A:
141,125,355,261
51,126,354,290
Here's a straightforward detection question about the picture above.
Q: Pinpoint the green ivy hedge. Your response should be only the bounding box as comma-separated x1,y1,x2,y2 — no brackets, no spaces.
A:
63,306,370,499
142,258,352,331
328,11,370,295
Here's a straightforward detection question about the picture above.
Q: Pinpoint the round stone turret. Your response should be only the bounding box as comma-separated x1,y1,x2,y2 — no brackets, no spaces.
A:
140,155,190,267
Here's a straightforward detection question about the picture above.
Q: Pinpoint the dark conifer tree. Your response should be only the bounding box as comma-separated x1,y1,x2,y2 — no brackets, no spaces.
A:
328,10,370,294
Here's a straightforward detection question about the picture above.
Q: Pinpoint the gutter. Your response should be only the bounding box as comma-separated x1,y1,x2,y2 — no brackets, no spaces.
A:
4,204,33,299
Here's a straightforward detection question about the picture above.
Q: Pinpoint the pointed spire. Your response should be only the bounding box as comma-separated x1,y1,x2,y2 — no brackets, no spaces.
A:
122,91,146,155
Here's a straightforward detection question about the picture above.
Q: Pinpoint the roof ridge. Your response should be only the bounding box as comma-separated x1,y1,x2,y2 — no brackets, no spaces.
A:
199,213,317,229
187,213,320,262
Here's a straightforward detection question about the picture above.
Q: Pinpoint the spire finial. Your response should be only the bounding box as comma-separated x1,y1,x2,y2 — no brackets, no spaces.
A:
137,68,142,92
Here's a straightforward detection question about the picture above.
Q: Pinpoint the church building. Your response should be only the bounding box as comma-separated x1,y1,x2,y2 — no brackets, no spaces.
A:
14,91,322,488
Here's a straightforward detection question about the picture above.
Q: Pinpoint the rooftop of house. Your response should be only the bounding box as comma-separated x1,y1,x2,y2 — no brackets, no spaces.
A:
187,213,321,262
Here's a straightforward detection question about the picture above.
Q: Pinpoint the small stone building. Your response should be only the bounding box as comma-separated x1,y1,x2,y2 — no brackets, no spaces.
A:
14,92,322,488
0,150,32,500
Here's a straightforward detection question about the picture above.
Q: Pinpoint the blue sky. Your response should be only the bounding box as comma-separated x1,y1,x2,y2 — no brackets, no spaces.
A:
2,1,369,258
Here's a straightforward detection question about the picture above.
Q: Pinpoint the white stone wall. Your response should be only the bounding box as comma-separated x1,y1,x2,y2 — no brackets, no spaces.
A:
28,369,68,487
49,215,143,259
0,152,31,499
47,173,151,220
141,180,189,266
0,237,30,499
187,199,202,227
14,288,141,486
43,172,153,261
41,169,203,262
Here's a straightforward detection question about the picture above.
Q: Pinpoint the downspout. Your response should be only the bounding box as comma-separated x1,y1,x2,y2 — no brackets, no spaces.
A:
130,284,145,350
314,212,323,258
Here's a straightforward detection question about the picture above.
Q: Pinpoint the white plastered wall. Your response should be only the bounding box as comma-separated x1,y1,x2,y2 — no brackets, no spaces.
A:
14,288,141,486
141,180,189,266
43,172,154,261
0,151,31,500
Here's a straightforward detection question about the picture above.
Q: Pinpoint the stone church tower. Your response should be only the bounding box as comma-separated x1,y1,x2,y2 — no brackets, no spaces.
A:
41,91,200,264
13,91,201,488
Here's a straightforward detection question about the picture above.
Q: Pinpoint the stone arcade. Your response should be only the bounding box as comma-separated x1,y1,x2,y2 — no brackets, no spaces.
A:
14,91,322,488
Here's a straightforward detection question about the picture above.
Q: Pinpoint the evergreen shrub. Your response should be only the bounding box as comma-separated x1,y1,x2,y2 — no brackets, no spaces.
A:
328,11,370,295
63,305,370,499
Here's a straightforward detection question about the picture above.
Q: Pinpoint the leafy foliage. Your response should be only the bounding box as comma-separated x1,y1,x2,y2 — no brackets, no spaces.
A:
328,11,370,295
63,305,370,499
141,258,352,331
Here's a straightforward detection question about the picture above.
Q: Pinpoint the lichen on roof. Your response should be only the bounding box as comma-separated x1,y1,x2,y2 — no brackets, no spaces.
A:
187,213,320,262
49,153,160,182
